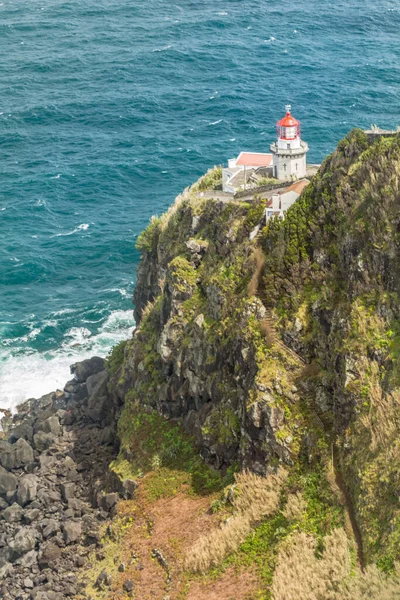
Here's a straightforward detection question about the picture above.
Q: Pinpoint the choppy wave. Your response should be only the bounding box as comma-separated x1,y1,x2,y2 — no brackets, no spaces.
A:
0,310,135,411
51,224,90,238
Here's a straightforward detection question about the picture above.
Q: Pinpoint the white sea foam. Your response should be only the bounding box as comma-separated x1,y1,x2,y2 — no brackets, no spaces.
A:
51,223,90,238
0,309,135,411
208,119,222,126
153,45,172,52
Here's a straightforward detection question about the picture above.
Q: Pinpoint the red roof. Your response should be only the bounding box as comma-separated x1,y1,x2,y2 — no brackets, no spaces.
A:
277,111,300,128
285,179,310,195
236,152,273,167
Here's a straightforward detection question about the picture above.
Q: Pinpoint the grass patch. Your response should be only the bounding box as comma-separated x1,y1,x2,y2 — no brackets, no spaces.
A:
116,407,235,500
106,340,128,376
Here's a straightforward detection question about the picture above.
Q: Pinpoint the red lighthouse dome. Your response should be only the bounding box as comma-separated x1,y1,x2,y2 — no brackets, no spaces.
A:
276,105,301,140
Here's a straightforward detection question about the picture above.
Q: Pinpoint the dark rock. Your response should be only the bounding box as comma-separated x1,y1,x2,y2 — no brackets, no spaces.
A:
70,357,105,384
0,438,34,470
38,542,62,570
7,527,39,561
8,422,34,444
123,580,134,593
75,556,85,567
0,557,13,578
0,466,18,497
60,483,75,503
118,563,125,572
122,479,138,500
24,508,41,523
2,502,23,523
33,432,56,452
16,474,38,507
87,371,110,422
62,521,82,545
36,416,61,437
42,519,60,539
95,569,112,589
101,493,118,512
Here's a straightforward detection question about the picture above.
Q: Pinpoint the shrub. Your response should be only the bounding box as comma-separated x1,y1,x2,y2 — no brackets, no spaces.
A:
106,340,128,376
136,215,162,253
191,166,223,192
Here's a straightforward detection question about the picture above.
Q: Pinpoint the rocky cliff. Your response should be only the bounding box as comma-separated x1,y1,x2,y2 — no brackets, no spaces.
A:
109,130,400,592
3,130,400,600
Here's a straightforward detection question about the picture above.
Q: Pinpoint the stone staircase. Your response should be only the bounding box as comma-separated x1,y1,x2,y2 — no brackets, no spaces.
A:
263,308,305,366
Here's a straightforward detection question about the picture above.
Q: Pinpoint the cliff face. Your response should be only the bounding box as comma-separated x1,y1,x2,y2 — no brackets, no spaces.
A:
121,187,296,473
112,131,400,575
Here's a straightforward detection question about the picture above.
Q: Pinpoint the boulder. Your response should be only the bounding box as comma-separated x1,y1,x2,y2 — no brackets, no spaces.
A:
16,474,38,507
123,579,134,593
70,357,105,383
33,431,56,452
0,557,13,579
87,371,110,422
63,521,82,545
86,371,108,396
60,482,75,503
36,416,61,437
8,422,34,444
42,519,60,539
0,466,18,498
101,493,118,512
7,527,38,561
0,438,33,470
2,503,23,523
37,542,61,570
96,569,112,589
122,479,138,500
17,549,38,569
24,577,34,589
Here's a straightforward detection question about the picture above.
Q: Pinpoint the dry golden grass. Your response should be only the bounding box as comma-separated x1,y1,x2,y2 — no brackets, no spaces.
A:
185,469,287,573
271,528,350,600
271,527,400,600
282,492,307,522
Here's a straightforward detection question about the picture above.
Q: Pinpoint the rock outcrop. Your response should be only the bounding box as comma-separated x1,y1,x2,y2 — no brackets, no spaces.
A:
0,357,134,600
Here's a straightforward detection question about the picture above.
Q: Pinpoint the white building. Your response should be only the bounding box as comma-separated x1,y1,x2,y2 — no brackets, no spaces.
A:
222,152,273,194
222,106,309,193
266,179,310,221
270,105,309,180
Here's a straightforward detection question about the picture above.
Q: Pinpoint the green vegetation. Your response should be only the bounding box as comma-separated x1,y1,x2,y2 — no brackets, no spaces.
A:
116,406,235,499
136,214,162,253
105,340,128,376
191,166,223,192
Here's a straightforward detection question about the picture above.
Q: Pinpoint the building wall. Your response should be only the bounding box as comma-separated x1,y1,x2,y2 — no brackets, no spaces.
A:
273,152,307,180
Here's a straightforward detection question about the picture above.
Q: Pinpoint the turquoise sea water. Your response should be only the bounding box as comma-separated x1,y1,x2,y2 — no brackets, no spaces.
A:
1,0,400,408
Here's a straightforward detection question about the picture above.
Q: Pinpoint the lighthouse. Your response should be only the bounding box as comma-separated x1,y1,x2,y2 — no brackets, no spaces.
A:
270,105,309,180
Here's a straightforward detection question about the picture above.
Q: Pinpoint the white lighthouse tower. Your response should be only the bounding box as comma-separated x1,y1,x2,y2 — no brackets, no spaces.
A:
270,105,309,180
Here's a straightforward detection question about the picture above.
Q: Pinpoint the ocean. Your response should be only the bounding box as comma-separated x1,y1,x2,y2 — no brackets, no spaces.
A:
1,0,399,409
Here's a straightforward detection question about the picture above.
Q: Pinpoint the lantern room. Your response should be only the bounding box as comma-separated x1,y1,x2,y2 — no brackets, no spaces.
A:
276,105,300,141
270,105,309,180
